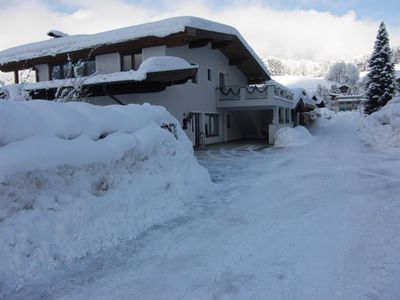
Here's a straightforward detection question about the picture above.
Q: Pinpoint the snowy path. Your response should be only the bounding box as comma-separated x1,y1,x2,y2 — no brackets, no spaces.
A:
9,114,400,300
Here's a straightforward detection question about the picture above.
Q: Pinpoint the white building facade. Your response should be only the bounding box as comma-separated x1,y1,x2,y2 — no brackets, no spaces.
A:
0,17,294,146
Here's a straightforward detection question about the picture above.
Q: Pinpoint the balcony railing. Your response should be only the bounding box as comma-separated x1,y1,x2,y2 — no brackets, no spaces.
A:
218,84,293,103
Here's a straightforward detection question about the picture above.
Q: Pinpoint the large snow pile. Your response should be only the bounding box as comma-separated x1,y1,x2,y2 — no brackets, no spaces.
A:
274,126,314,147
0,100,210,296
360,97,400,153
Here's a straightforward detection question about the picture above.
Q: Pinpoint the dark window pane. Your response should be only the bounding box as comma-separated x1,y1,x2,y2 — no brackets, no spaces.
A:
205,113,219,137
50,65,61,80
219,72,225,89
75,62,85,77
85,60,96,76
207,68,212,81
133,53,142,70
63,63,74,79
121,54,132,71
190,63,198,84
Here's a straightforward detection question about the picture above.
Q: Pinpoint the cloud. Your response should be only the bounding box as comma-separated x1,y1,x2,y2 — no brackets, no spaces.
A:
1,0,400,81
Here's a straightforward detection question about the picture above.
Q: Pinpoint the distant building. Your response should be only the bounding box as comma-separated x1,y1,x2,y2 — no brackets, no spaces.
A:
338,84,351,95
332,95,366,111
291,88,316,126
312,95,325,108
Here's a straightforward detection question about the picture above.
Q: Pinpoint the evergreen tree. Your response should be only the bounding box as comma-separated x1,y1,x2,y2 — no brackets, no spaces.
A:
365,22,397,114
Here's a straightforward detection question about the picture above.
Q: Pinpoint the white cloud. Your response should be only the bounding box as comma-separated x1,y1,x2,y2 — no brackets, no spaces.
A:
1,0,400,82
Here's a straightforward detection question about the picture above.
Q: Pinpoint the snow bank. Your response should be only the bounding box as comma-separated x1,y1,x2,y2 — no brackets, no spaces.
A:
274,126,314,147
0,100,210,296
360,97,400,153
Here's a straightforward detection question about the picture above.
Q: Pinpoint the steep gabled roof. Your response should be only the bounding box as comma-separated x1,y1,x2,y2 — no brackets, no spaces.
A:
0,16,270,84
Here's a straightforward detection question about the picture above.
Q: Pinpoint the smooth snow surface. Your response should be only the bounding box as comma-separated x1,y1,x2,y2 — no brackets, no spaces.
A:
274,126,314,147
0,100,210,297
274,75,336,94
3,110,400,299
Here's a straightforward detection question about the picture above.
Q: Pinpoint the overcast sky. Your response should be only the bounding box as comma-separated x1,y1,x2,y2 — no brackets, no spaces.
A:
0,0,400,68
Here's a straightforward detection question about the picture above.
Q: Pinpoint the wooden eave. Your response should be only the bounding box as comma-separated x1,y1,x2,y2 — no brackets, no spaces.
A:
1,26,269,84
28,67,197,100
294,99,306,113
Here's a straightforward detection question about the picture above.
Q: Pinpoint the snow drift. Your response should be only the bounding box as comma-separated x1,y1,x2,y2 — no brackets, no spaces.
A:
274,126,314,147
360,97,400,153
0,100,210,296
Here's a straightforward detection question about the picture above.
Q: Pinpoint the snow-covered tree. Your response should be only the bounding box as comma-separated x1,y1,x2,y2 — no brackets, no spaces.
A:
353,55,369,72
330,83,339,94
266,57,286,76
325,62,359,85
393,46,400,64
315,84,329,101
325,61,347,83
365,22,397,114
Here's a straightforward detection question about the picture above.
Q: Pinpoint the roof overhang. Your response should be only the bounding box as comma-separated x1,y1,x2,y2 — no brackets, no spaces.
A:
27,67,197,100
0,24,270,84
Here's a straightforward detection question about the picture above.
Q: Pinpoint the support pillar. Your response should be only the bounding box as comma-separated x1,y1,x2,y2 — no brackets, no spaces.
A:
14,71,19,84
273,107,279,125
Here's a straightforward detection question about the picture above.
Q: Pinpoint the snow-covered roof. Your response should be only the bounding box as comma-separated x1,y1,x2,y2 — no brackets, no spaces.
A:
22,56,196,90
0,16,270,78
291,87,315,107
312,95,324,105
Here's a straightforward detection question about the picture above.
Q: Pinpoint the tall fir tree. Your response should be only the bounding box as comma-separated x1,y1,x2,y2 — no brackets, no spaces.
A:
364,22,397,114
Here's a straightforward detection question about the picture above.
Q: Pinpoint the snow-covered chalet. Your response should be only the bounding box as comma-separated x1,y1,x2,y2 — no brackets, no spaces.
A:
0,16,294,146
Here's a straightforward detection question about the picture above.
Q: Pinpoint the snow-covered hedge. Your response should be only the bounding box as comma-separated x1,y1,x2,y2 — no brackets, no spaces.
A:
360,97,400,153
274,126,314,147
0,100,210,296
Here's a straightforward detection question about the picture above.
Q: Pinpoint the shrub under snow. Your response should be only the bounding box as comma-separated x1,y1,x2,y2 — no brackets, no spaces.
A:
360,97,400,153
0,100,210,296
274,126,314,147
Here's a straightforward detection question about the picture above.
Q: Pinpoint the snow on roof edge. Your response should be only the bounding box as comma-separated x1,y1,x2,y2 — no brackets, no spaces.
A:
0,16,270,77
21,56,197,90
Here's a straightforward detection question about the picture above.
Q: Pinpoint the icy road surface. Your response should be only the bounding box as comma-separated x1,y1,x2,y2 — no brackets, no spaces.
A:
9,113,400,299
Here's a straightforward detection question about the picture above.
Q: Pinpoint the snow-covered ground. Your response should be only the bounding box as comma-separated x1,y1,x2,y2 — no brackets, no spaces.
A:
0,100,210,297
3,107,400,299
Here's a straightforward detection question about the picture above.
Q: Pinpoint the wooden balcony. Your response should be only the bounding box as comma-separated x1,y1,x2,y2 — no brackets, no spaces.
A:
216,83,294,110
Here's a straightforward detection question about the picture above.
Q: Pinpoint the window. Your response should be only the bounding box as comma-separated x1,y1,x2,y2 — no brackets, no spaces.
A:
121,52,142,71
85,59,96,76
226,114,231,129
190,62,198,84
207,68,212,81
50,59,95,80
62,63,74,79
205,113,219,137
219,72,226,89
121,54,132,71
133,53,142,70
50,64,62,80
75,59,96,77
